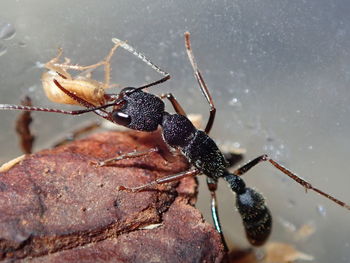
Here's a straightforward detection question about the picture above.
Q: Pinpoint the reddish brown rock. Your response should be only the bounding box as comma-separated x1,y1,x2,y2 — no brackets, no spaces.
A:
0,131,225,262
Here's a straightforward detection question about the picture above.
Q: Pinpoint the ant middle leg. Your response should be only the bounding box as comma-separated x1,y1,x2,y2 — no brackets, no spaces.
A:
184,32,216,135
233,154,350,210
92,148,159,167
117,169,200,193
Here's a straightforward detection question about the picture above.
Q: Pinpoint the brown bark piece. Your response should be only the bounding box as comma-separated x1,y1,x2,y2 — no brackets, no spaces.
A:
15,96,35,154
0,131,225,262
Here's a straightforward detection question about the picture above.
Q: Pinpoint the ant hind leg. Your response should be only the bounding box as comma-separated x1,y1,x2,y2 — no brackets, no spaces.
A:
233,154,350,210
206,177,229,251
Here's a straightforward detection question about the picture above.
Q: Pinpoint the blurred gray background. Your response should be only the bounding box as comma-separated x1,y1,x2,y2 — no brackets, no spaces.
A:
0,1,350,262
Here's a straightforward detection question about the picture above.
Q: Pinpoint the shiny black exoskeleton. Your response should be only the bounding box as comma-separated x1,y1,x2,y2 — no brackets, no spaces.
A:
110,86,272,246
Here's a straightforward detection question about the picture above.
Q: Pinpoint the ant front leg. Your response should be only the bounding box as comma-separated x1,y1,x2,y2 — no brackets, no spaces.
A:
118,169,200,193
92,148,159,167
234,154,350,211
160,93,187,116
184,32,216,134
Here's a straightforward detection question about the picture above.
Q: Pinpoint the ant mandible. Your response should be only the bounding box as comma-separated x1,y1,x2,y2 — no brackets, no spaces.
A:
1,32,349,250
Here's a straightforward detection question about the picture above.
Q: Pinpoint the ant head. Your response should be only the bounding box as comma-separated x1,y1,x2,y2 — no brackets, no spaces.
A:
52,79,165,132
111,88,165,131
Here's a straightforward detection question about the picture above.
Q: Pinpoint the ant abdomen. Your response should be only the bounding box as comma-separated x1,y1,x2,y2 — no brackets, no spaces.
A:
237,189,272,246
224,174,272,246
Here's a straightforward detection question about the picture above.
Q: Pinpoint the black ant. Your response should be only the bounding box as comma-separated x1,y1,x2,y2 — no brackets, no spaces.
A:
1,32,349,250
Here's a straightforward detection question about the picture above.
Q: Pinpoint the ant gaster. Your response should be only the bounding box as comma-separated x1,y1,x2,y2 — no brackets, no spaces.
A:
1,32,349,249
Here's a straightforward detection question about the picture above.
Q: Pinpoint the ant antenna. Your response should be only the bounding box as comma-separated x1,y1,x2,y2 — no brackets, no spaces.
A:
0,103,109,116
111,38,171,91
0,79,119,122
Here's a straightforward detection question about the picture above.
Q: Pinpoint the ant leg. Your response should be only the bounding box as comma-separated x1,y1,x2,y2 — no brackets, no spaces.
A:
233,154,350,210
160,93,206,129
184,32,216,135
206,177,229,251
92,148,158,166
160,93,187,116
111,38,171,90
223,152,244,169
118,169,200,193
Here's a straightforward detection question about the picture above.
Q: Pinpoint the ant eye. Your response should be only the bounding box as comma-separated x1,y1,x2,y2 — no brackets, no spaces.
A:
121,87,136,95
112,111,131,126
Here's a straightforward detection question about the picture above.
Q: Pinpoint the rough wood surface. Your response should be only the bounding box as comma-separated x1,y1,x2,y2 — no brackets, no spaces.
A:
0,131,225,262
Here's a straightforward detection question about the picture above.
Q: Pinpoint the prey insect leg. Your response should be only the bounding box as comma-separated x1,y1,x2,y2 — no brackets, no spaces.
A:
47,42,121,88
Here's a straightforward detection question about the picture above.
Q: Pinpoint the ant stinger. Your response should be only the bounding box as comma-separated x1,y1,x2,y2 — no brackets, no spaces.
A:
0,32,349,250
